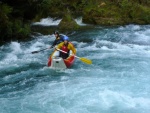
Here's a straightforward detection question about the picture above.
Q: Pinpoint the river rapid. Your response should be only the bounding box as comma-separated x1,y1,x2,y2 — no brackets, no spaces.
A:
0,24,150,113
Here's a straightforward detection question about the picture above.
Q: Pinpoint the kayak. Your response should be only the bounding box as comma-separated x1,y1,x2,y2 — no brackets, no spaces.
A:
47,50,75,69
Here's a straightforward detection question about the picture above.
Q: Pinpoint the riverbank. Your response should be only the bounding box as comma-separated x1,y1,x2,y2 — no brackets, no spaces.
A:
0,0,150,44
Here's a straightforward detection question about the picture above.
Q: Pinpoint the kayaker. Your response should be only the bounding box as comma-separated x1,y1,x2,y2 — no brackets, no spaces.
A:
56,36,76,59
50,31,64,48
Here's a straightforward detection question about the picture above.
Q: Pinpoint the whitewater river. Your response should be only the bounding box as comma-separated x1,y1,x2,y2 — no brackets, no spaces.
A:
0,24,150,113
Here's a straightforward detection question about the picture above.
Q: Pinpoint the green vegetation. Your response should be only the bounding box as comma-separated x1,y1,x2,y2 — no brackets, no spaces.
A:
83,0,150,25
0,0,150,44
0,2,31,43
58,13,80,30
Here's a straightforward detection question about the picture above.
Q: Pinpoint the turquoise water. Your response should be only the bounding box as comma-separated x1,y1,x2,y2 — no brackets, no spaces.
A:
0,25,150,113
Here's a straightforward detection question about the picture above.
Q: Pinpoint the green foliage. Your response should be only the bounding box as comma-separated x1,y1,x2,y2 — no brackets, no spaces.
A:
12,20,31,38
131,5,150,24
140,7,150,23
58,13,80,30
0,0,150,44
0,2,31,43
63,13,72,21
0,3,12,25
83,0,150,25
120,0,132,8
0,3,12,41
0,3,12,14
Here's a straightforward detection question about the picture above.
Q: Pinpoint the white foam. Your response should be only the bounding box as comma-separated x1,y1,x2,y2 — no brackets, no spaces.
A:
32,17,87,26
1,42,22,65
10,42,22,54
119,24,141,31
99,90,135,109
1,25,150,113
75,17,87,26
99,89,150,110
32,17,61,26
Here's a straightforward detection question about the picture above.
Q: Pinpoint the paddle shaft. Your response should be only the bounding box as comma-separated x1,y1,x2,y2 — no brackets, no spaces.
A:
56,48,92,64
56,48,75,56
31,48,49,54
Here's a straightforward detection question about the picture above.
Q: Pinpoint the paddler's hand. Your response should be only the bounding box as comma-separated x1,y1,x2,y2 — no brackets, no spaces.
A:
72,53,75,56
54,46,59,51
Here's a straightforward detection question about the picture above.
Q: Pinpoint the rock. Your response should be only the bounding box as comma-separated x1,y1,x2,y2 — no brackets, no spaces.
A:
58,14,79,30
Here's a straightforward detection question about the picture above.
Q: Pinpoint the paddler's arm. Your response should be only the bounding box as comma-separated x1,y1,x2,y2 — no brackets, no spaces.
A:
69,43,76,55
55,42,64,50
50,39,58,48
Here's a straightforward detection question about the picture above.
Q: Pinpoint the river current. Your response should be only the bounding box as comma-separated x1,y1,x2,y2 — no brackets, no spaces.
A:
0,24,150,113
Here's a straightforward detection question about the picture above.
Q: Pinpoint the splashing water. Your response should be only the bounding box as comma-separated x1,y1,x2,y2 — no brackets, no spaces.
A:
32,17,62,26
32,16,87,26
0,25,150,113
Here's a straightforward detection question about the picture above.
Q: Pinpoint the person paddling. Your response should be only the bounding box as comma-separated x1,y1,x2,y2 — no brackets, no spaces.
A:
50,31,64,48
56,36,76,59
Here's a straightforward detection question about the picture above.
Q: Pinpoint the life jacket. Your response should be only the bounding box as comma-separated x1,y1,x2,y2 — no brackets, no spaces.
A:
61,43,69,53
59,43,69,59
55,37,62,45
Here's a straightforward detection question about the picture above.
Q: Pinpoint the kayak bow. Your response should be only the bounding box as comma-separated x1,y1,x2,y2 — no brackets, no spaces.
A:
47,50,75,69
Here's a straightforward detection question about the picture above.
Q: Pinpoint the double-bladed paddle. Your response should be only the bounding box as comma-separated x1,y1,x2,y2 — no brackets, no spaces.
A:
56,48,92,65
31,48,50,54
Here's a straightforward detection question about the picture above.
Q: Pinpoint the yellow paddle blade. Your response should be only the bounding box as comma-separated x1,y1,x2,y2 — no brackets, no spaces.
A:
79,57,92,64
